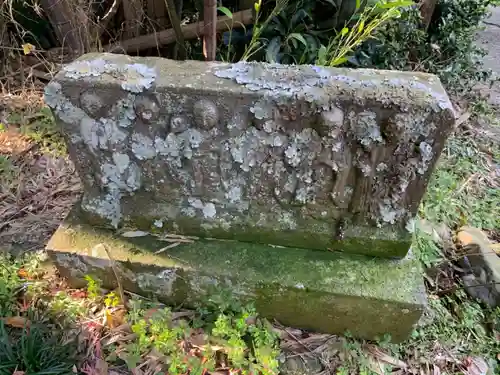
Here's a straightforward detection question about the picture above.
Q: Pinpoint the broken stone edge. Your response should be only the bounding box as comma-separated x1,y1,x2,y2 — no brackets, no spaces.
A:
457,226,500,307
46,205,427,342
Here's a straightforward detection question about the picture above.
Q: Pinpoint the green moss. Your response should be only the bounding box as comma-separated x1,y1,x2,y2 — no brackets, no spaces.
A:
93,203,411,258
47,205,426,342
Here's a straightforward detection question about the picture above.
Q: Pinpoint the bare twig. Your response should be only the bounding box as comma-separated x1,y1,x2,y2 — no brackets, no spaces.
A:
101,243,126,307
155,242,181,253
203,0,217,61
106,9,252,53
99,0,122,32
164,0,187,60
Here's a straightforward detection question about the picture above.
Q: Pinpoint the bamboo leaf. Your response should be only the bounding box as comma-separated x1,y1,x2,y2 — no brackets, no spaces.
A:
22,43,35,55
358,20,365,33
254,0,262,13
289,33,308,47
266,36,282,63
317,44,328,65
217,6,233,19
121,230,150,238
377,0,414,8
332,56,349,66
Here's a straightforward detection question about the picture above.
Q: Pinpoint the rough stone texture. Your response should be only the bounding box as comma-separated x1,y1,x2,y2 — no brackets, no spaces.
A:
46,205,427,342
45,53,455,257
456,227,500,307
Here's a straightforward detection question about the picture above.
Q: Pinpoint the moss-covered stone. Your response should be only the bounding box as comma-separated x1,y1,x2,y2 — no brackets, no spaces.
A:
47,206,426,342
46,53,455,259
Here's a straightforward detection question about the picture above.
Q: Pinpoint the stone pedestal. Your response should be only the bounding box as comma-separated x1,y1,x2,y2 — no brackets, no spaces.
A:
48,205,426,342
45,53,455,340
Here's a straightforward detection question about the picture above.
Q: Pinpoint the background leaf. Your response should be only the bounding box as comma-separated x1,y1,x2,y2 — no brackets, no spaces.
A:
217,6,233,19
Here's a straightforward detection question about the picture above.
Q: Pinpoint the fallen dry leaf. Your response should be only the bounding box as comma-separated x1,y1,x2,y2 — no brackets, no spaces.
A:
464,356,488,375
191,330,207,347
105,308,127,329
364,344,407,369
2,316,31,328
143,308,159,322
22,43,36,55
121,230,149,238
490,243,500,254
17,268,30,279
366,354,386,375
70,290,88,299
456,231,474,247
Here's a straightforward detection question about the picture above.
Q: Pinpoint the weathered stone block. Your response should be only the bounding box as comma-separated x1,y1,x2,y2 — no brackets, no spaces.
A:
46,206,427,342
45,53,454,257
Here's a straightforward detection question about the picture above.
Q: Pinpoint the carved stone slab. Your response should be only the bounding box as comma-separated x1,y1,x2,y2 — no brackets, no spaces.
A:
45,53,455,257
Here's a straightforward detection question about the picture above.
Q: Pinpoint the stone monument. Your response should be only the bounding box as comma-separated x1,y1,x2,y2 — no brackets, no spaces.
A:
45,53,455,341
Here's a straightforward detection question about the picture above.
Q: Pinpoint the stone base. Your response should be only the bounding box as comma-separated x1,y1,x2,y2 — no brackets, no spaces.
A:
46,206,427,342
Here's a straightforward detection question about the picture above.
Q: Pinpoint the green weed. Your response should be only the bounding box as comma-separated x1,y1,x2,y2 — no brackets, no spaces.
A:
104,291,120,308
84,274,102,300
0,255,24,317
353,0,493,92
412,229,444,268
317,0,412,67
262,0,323,64
0,321,77,375
420,135,500,230
48,291,86,324
240,0,290,62
406,291,500,359
9,107,66,156
116,299,280,375
0,155,16,185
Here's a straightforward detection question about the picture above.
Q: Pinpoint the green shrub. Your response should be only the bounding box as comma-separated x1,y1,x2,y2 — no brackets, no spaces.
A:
352,0,494,91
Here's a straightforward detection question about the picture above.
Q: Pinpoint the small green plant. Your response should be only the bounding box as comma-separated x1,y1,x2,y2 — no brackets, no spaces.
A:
117,300,279,375
84,275,102,300
317,0,413,66
9,107,67,156
263,0,323,64
48,291,86,323
0,155,16,185
412,228,444,268
104,291,120,308
0,255,24,317
211,307,279,375
240,0,290,62
0,321,78,375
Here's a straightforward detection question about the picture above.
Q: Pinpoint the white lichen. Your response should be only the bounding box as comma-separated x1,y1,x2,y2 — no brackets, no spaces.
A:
81,190,122,228
417,141,433,175
348,111,383,148
278,211,297,230
225,185,242,203
321,107,344,127
62,58,156,93
188,198,217,219
112,152,130,174
132,133,156,160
